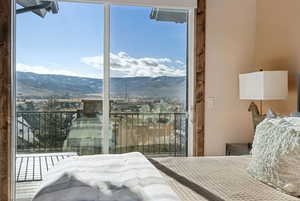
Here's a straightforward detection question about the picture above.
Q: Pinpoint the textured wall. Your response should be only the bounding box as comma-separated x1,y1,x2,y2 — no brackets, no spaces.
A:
256,0,300,115
205,0,257,156
0,0,12,200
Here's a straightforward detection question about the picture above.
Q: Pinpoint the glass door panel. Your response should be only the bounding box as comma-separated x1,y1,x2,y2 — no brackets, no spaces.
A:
16,2,104,156
16,2,103,199
109,5,188,156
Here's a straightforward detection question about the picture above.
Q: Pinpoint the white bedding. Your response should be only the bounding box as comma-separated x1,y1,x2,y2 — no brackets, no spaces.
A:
248,117,300,196
32,152,181,201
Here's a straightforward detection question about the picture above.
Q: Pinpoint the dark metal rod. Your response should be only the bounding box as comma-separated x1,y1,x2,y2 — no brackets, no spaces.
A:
179,114,182,153
32,156,35,181
39,113,41,151
131,114,134,152
158,113,161,154
114,117,117,154
17,157,23,182
142,114,145,154
24,157,29,181
21,115,24,150
174,114,177,156
125,114,128,152
39,156,42,180
16,2,52,14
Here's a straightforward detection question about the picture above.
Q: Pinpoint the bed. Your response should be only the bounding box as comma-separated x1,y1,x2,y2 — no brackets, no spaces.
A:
27,152,300,201
152,155,300,201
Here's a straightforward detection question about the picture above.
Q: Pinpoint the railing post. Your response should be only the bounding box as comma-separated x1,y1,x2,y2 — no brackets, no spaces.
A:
174,113,177,156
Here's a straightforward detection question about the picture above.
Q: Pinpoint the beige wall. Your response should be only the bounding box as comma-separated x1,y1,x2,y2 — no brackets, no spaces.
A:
205,0,257,155
256,0,300,114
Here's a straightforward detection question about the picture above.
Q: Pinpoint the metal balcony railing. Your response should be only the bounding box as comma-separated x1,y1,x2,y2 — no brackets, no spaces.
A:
16,111,187,156
16,111,77,153
110,112,187,156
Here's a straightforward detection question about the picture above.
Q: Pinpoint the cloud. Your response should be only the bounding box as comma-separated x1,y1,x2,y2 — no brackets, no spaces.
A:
80,52,185,77
175,60,185,65
80,56,103,69
16,63,98,78
16,52,186,79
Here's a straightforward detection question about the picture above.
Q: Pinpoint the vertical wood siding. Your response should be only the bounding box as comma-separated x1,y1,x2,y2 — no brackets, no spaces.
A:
194,0,205,156
0,0,12,200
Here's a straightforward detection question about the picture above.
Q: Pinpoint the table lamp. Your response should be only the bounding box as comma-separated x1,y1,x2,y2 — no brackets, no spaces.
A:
239,70,288,130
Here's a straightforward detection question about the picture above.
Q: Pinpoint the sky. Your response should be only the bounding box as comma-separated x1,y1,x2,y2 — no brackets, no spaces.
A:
16,2,187,78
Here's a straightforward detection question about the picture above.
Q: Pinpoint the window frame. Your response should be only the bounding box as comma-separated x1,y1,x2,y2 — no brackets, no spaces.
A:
55,0,197,9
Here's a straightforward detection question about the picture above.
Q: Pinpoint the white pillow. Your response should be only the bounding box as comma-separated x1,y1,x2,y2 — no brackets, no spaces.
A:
248,118,300,196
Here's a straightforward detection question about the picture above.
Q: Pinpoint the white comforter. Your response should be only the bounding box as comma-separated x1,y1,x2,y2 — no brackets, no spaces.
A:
32,152,181,201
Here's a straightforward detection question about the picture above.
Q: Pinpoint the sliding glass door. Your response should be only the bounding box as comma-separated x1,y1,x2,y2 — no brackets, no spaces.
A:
16,2,191,156
15,1,193,200
16,2,189,158
108,5,188,156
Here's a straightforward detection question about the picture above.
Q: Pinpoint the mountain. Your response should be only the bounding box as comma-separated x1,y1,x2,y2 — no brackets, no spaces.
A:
16,72,186,100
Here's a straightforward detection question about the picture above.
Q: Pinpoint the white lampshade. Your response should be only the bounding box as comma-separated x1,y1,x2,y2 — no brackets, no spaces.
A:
239,71,288,100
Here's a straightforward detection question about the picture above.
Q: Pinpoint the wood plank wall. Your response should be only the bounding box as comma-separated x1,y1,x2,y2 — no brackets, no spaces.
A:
194,0,206,156
0,0,12,200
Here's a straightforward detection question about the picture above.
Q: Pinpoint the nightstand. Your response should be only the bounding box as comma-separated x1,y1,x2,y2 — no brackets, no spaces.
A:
226,143,252,156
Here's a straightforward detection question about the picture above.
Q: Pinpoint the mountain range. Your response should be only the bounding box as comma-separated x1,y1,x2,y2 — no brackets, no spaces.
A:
16,71,186,100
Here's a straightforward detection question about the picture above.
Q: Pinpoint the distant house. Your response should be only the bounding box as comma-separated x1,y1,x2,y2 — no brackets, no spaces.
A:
17,116,38,150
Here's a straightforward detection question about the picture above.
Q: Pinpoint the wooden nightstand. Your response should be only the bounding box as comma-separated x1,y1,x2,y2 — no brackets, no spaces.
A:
226,143,252,156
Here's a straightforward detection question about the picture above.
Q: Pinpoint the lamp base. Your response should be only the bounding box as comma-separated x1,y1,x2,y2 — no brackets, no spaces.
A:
248,102,266,132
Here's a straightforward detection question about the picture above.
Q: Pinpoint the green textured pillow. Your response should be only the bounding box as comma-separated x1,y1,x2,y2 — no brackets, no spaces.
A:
248,118,300,196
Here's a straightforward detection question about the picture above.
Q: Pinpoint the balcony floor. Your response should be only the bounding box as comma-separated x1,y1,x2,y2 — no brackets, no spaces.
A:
16,152,77,201
16,181,41,201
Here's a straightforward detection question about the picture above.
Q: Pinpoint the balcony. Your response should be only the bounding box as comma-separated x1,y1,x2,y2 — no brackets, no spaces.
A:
16,111,187,156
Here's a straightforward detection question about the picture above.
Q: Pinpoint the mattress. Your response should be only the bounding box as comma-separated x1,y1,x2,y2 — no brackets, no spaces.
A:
153,156,300,201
